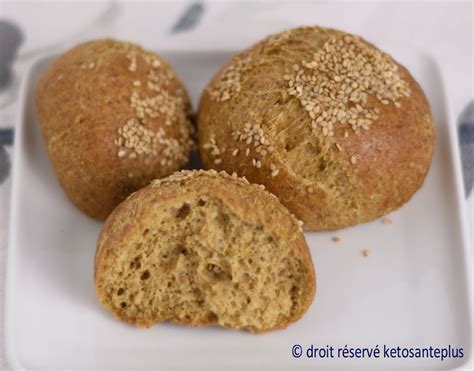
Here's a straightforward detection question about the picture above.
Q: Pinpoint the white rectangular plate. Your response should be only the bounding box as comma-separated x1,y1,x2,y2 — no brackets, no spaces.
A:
5,49,472,370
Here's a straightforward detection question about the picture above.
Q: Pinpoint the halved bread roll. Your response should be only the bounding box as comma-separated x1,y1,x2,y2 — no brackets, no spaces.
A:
94,170,315,333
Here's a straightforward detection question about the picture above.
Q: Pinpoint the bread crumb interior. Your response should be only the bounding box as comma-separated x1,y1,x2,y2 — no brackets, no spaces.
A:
99,195,308,331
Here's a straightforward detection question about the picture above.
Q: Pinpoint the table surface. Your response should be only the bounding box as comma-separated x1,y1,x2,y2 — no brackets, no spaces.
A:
0,1,472,370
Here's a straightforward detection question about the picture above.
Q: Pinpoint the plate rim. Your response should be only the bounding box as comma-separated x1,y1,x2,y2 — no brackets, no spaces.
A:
3,49,473,370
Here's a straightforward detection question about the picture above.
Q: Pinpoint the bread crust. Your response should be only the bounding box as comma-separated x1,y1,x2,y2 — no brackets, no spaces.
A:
197,26,435,231
36,39,195,219
94,170,316,333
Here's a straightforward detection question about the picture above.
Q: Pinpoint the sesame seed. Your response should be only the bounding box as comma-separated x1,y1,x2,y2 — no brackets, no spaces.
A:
332,237,341,242
271,169,279,177
307,186,314,194
209,56,252,102
114,116,193,164
285,32,411,147
226,122,276,172
362,249,370,257
214,158,222,164
133,80,141,87
382,218,393,225
221,91,230,101
127,52,138,72
350,155,357,164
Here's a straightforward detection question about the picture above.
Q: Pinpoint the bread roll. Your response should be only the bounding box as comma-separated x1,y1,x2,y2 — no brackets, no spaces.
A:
94,170,315,333
36,39,195,219
198,26,435,231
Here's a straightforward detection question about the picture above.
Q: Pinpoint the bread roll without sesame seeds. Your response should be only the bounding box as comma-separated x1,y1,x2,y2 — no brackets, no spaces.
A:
36,39,195,219
94,169,316,333
198,26,435,231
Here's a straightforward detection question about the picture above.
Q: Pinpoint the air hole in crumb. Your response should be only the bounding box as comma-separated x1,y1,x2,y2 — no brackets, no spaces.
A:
130,256,141,269
197,199,206,206
267,236,274,243
290,286,298,301
247,258,253,264
319,161,327,172
216,211,230,227
140,270,150,280
285,143,294,151
173,245,188,255
120,302,127,308
176,203,190,219
246,297,251,304
142,229,149,237
206,263,232,280
208,311,218,321
117,288,124,296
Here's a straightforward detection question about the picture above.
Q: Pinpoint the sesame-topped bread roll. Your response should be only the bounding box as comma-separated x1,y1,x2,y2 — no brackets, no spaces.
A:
37,39,195,219
95,170,316,333
198,26,435,231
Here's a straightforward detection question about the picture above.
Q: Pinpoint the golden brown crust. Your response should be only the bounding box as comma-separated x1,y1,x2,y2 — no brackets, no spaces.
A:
197,26,435,231
94,169,316,332
36,39,195,219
